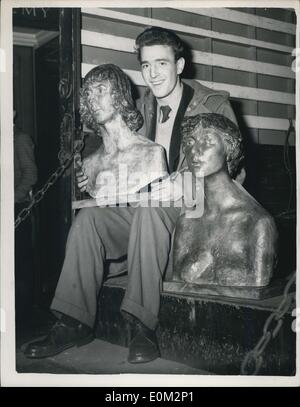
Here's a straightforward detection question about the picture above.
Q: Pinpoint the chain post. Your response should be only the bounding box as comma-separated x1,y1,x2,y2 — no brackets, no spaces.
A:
240,271,296,375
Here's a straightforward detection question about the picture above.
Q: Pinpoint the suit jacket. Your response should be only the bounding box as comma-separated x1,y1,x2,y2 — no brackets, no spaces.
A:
137,79,238,174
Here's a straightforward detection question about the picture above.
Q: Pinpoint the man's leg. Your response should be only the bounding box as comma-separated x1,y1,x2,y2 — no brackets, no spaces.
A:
121,206,180,363
25,205,135,358
122,206,180,329
51,206,135,327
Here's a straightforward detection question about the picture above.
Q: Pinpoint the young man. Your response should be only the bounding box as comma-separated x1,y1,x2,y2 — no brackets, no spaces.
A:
24,27,238,364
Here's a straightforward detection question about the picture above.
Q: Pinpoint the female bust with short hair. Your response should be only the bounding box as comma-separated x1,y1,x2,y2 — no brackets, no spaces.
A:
173,113,277,287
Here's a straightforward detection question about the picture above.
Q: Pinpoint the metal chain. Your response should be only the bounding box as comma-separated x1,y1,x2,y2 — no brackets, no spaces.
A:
15,133,84,229
241,271,296,375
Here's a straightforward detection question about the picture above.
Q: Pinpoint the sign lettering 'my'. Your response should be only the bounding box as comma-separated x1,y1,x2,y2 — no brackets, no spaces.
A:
13,8,49,18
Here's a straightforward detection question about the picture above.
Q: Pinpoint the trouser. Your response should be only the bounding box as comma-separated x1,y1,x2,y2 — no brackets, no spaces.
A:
51,205,180,330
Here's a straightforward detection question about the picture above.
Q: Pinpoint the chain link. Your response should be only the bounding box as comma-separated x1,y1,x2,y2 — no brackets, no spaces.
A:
15,135,84,229
241,271,296,375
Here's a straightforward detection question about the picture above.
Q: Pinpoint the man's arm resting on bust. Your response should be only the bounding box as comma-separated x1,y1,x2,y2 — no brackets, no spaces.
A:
150,170,185,202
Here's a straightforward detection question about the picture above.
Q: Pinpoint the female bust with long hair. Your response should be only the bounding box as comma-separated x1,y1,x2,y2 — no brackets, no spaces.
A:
79,64,168,201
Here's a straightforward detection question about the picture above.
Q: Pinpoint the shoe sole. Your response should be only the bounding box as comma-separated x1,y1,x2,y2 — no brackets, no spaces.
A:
24,334,94,359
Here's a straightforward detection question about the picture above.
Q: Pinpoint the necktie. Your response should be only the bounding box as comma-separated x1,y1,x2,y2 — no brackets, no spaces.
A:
160,105,172,123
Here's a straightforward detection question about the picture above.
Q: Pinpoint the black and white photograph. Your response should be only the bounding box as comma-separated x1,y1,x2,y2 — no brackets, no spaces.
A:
0,0,299,387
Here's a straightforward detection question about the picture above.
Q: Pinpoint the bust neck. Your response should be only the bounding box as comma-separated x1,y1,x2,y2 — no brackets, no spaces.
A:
100,115,135,154
202,169,237,214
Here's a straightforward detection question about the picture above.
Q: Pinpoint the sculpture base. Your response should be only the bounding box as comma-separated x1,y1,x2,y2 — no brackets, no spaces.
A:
97,275,295,375
163,278,289,300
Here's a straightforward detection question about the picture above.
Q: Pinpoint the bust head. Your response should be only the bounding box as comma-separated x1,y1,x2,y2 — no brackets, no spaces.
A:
80,64,143,133
181,113,244,179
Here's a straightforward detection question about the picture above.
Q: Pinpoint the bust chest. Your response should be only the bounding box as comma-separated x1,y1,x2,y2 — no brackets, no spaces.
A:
173,211,254,285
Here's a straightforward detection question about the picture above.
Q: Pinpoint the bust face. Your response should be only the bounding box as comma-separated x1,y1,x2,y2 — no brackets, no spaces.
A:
83,80,116,125
184,129,226,178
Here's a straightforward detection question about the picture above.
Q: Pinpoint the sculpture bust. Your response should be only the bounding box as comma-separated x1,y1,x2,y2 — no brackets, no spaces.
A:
173,113,278,287
79,64,168,201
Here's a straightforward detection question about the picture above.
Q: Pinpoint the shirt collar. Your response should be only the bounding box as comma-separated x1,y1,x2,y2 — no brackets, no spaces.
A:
156,80,183,113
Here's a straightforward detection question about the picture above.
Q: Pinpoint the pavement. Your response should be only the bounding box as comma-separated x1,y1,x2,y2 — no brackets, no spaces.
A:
14,305,211,377
17,337,210,375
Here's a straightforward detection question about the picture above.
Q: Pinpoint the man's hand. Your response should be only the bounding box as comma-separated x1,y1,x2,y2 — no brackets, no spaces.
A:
76,169,89,192
150,173,183,202
74,154,89,192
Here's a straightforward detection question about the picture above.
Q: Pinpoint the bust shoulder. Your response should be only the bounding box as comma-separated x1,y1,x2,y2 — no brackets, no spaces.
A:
128,134,165,155
131,132,156,147
251,213,278,241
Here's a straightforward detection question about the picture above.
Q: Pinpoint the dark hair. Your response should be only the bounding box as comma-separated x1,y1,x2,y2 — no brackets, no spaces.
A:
80,64,143,133
135,26,185,62
181,113,244,178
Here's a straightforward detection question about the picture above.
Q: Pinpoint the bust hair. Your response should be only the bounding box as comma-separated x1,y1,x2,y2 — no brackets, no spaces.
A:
80,64,143,133
135,26,185,63
181,113,244,178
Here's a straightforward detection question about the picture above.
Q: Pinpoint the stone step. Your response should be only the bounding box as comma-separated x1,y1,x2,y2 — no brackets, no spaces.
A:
97,275,296,375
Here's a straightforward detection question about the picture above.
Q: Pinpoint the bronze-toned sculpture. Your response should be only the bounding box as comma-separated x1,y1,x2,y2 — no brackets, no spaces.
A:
79,64,168,201
173,113,278,287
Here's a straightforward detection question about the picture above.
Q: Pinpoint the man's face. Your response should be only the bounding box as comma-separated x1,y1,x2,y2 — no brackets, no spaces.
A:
140,45,185,100
84,80,116,125
184,129,226,178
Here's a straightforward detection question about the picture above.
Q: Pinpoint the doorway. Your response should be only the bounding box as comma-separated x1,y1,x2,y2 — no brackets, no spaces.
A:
13,21,61,318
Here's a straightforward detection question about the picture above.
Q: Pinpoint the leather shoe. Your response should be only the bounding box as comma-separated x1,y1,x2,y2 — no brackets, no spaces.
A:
128,323,160,364
24,318,93,359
